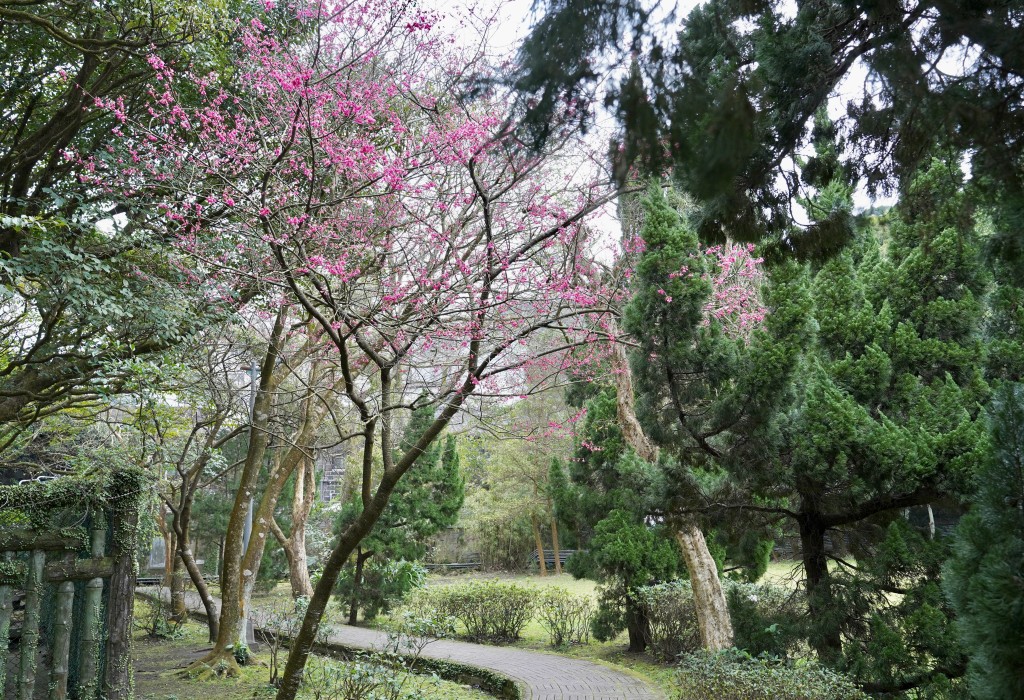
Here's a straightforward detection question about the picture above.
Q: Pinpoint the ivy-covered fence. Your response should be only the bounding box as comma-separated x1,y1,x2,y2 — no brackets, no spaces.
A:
0,468,145,700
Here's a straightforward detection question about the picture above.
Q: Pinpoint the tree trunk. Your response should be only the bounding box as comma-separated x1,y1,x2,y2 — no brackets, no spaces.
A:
624,596,650,653
191,312,285,674
274,387,469,700
799,511,842,661
532,514,547,576
231,363,341,651
170,549,187,623
675,526,733,650
348,549,369,625
610,331,733,650
103,505,139,700
281,453,316,598
158,508,173,585
550,516,562,575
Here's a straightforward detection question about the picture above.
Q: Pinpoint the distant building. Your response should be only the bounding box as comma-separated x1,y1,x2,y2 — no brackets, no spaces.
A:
317,448,348,502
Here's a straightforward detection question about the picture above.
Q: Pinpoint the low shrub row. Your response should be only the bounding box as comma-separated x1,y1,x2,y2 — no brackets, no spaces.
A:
675,650,868,700
404,580,593,646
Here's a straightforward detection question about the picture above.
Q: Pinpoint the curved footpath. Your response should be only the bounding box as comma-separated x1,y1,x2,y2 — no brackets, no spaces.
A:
140,587,663,700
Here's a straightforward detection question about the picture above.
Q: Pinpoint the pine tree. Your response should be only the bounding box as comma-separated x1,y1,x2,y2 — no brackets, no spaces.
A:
754,159,990,690
944,382,1024,700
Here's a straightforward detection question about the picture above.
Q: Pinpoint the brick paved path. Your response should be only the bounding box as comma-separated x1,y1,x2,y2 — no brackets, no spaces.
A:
141,588,663,700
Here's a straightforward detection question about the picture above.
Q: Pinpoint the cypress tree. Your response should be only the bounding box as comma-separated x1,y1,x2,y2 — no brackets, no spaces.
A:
944,383,1024,700
757,158,990,690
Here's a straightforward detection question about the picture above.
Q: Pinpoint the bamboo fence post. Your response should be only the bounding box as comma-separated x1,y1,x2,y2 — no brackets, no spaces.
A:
18,550,45,700
77,515,106,700
0,551,14,694
49,572,75,700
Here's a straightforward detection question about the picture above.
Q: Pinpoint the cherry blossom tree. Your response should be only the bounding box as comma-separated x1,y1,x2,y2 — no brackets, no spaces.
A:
89,0,621,688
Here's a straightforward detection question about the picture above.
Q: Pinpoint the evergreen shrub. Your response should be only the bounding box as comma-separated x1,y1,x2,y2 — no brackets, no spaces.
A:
635,579,805,660
726,581,805,658
634,580,701,659
675,651,868,700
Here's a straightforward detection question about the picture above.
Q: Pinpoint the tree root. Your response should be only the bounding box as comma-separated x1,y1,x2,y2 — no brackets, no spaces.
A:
181,648,240,679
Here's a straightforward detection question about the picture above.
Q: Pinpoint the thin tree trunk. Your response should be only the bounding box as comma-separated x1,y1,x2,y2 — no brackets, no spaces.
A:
191,311,285,673
170,548,187,622
610,332,733,650
274,381,470,700
279,453,316,598
348,549,370,625
532,514,547,576
550,515,562,575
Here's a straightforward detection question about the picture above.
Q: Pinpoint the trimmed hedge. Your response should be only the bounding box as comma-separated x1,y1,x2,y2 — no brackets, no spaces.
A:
406,579,535,642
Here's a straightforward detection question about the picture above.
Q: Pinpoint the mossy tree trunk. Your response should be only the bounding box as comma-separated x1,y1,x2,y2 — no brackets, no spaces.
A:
103,504,139,700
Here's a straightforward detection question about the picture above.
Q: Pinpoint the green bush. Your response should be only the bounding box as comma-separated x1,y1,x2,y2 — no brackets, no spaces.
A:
405,579,535,642
536,587,593,647
634,579,806,660
635,580,701,660
676,651,868,700
336,559,426,621
726,581,805,658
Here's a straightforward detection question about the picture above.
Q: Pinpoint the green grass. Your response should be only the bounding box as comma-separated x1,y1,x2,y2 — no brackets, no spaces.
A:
132,598,491,700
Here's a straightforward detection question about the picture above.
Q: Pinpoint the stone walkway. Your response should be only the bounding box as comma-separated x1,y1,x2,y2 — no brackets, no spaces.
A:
140,587,663,700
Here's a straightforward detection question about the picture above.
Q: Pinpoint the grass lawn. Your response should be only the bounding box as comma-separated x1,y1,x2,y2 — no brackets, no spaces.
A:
132,598,491,700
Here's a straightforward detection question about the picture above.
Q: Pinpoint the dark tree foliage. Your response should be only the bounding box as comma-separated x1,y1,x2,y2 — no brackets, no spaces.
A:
334,406,464,623
944,383,1024,700
550,388,679,652
737,159,989,692
515,0,1024,255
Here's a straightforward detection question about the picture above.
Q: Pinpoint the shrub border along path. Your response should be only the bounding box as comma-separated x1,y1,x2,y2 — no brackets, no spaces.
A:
139,588,663,700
